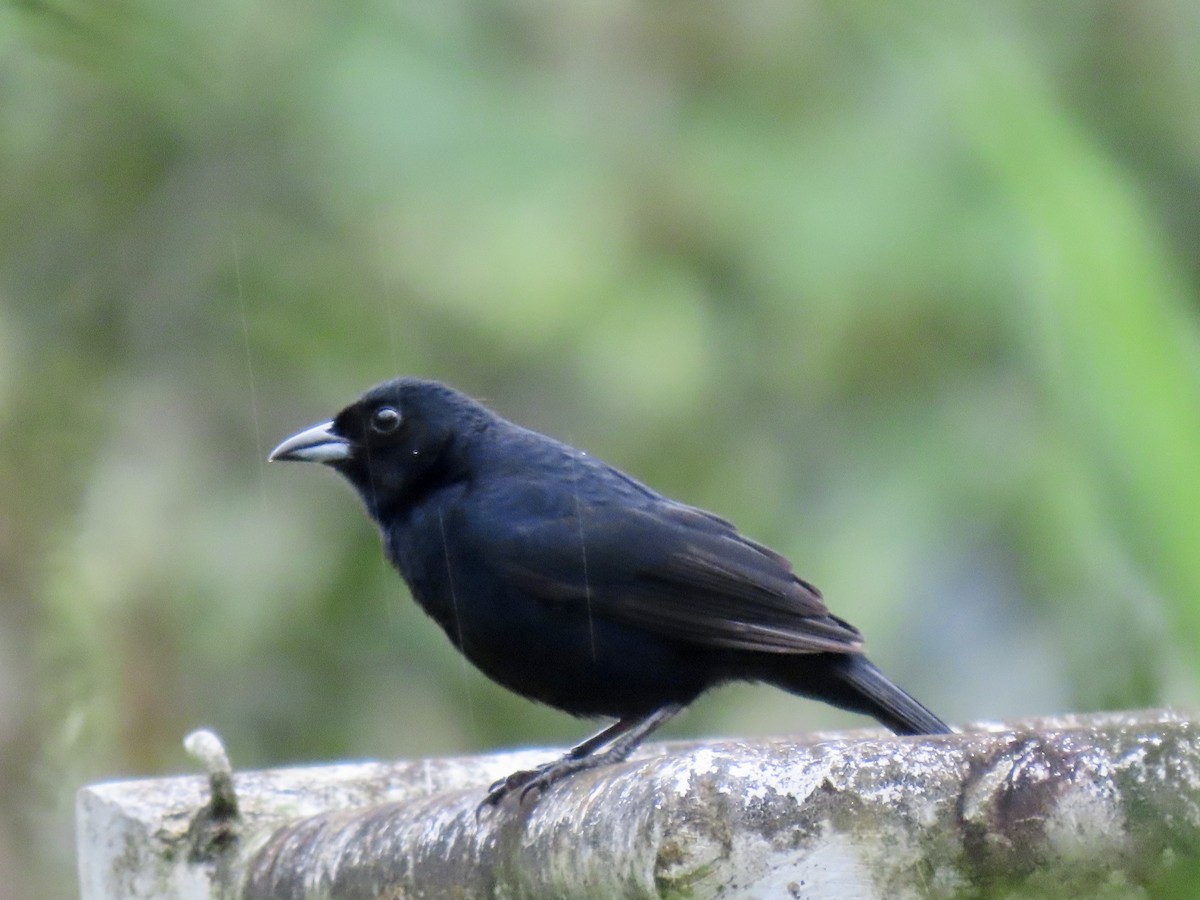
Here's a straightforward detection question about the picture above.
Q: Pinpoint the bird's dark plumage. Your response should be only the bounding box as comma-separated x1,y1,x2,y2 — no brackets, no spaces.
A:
271,377,951,805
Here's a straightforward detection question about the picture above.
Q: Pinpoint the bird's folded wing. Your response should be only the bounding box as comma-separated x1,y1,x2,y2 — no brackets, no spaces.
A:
490,502,863,655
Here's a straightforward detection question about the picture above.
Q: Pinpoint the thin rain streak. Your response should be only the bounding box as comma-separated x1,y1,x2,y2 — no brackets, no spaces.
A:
573,451,597,662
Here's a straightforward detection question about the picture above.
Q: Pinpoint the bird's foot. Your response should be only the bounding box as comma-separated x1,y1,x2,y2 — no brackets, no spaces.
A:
479,757,590,811
476,708,682,815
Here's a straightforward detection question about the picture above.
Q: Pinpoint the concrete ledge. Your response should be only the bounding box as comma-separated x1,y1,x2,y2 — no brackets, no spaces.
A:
77,709,1200,898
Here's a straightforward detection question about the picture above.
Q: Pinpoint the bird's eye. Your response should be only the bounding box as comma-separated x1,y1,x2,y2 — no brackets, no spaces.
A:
370,406,402,434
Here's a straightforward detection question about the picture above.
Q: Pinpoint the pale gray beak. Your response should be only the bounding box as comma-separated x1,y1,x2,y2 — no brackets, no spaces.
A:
269,421,352,463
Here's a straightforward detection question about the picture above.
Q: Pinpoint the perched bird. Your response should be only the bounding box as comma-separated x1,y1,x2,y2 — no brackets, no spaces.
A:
270,378,951,806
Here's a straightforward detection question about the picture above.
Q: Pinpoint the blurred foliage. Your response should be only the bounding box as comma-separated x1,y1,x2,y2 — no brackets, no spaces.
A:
2,1,1199,895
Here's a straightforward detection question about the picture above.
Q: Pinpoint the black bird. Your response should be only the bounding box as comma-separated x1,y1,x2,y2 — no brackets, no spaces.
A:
270,378,951,806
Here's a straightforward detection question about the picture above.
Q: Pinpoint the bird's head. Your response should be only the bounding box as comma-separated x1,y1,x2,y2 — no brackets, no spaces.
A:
269,378,491,518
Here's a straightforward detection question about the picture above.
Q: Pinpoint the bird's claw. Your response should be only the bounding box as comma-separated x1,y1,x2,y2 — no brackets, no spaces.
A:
478,761,567,813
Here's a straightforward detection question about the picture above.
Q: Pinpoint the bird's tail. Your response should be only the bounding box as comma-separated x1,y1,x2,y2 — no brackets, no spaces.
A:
771,653,952,736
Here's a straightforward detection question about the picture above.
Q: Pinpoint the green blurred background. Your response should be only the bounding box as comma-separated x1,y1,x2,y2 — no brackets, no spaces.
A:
3,1,1200,895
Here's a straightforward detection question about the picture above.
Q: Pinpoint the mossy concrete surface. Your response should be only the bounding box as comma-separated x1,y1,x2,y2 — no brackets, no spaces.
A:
77,710,1200,899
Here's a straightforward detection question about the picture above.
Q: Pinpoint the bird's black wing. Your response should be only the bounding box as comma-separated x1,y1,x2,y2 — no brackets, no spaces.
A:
483,495,863,655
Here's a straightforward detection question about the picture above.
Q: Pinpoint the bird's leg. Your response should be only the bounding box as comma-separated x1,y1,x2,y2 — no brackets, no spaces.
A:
562,716,645,759
481,704,681,809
